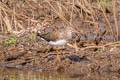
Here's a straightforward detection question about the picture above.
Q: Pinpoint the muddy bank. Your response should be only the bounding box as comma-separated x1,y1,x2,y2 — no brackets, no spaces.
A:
0,0,120,73
0,32,120,73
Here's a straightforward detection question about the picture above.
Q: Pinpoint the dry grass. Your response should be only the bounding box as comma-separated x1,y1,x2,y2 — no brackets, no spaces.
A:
112,0,119,39
0,0,119,39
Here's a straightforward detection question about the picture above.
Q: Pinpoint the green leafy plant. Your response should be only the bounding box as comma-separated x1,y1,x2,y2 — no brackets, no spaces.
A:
98,0,112,8
5,37,19,45
95,49,102,54
28,34,36,39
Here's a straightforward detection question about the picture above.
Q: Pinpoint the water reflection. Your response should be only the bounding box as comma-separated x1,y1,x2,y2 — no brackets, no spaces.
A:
0,67,70,80
0,67,120,80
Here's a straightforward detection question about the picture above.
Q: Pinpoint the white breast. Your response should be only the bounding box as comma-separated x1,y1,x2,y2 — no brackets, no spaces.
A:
48,40,67,46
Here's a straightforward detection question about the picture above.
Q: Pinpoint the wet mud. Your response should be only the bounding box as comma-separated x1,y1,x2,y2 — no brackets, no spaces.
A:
0,32,120,74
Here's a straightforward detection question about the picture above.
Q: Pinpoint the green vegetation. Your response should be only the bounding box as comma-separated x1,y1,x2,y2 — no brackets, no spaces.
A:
95,49,102,54
98,0,112,8
28,34,36,40
9,76,16,80
5,37,19,45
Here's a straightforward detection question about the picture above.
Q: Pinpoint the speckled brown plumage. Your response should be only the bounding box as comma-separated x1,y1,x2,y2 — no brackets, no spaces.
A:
37,27,73,42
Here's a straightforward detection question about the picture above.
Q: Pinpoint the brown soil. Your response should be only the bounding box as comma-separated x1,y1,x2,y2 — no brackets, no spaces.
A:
0,0,120,74
0,33,120,73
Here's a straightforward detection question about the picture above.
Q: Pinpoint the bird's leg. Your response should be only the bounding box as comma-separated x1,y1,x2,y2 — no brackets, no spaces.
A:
74,41,79,52
56,48,61,62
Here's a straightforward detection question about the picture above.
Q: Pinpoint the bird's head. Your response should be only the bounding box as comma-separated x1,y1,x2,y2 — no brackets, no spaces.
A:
36,31,41,37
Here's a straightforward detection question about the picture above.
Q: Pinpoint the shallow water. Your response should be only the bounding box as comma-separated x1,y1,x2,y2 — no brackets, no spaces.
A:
0,67,120,80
